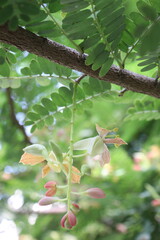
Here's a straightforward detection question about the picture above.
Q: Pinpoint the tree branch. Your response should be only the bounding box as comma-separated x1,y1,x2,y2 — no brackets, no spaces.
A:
0,24,160,98
6,88,31,144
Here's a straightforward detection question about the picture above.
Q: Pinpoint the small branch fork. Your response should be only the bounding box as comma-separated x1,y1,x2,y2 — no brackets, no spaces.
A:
6,88,31,144
118,88,128,97
75,74,87,84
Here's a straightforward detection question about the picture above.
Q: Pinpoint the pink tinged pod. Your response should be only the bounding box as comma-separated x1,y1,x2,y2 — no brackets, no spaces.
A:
44,181,57,197
151,199,160,207
44,181,57,188
45,188,57,197
60,213,67,228
68,210,77,227
72,203,80,213
60,211,77,229
85,188,106,199
38,196,55,206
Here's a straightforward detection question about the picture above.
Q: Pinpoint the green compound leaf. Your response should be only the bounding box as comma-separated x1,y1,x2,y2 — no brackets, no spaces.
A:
8,16,19,31
31,124,37,133
36,120,45,129
0,62,10,77
0,56,5,65
99,58,113,77
32,104,49,116
89,77,102,93
30,60,42,75
6,52,17,64
85,43,106,66
63,108,72,119
27,112,41,121
36,77,51,86
149,0,160,11
18,2,40,15
0,5,13,25
76,86,85,100
10,79,21,88
137,0,157,21
21,67,32,76
45,115,54,126
41,98,57,112
25,120,34,126
141,64,157,72
62,1,89,13
51,92,66,106
137,55,159,73
125,98,160,121
82,82,94,96
26,21,61,38
25,82,113,132
139,21,160,56
61,0,125,76
49,0,62,13
58,87,72,103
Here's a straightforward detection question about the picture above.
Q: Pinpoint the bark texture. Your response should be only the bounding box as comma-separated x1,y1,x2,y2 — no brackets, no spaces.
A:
0,25,160,98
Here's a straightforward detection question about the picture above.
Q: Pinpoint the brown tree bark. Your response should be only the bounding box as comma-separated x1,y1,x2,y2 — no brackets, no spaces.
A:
0,24,160,98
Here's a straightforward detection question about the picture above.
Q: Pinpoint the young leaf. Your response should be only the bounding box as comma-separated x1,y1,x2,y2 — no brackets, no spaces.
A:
20,152,45,165
48,151,61,173
50,141,63,162
42,164,51,178
101,145,111,166
96,124,110,138
73,136,98,154
63,164,81,183
23,144,49,158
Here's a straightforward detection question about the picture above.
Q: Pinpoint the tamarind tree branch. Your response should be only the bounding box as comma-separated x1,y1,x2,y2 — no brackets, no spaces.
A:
0,24,160,98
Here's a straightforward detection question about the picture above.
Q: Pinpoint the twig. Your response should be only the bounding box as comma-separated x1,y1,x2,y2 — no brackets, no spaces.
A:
6,88,31,144
154,75,160,87
75,74,86,84
118,88,128,97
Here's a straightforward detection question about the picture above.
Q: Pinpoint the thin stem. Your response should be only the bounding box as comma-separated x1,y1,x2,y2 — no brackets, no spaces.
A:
66,82,78,211
0,75,70,82
75,74,86,84
118,88,128,97
57,185,68,189
71,191,86,195
55,198,67,202
42,4,82,53
73,152,88,158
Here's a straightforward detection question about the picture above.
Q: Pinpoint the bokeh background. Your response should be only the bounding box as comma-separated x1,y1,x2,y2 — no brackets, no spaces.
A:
0,68,160,240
